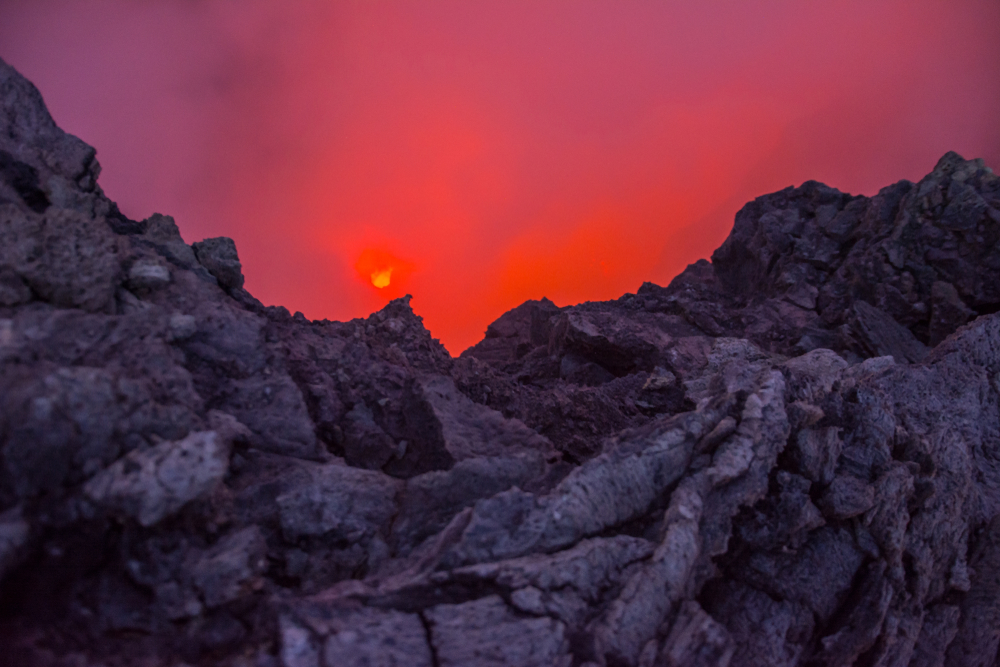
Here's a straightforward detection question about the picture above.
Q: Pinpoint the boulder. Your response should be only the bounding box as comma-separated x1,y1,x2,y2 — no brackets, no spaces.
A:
192,236,244,289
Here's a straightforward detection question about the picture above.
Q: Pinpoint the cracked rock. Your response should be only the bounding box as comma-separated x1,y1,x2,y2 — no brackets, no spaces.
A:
83,430,230,527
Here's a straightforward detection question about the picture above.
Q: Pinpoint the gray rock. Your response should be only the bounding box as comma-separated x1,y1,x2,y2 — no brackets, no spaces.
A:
418,374,556,461
440,399,728,568
848,300,928,363
1,204,121,312
278,604,435,667
127,258,171,292
276,460,400,542
1,364,183,498
656,600,734,667
731,526,866,624
191,526,268,608
391,453,547,555
463,297,560,364
818,474,876,519
812,560,893,666
590,477,706,665
181,300,267,375
168,312,198,340
279,615,321,667
0,57,99,189
791,426,842,485
219,373,321,460
323,609,432,667
425,595,572,667
929,280,974,346
737,471,825,551
193,236,244,289
945,515,1000,667
704,579,814,667
911,604,960,667
341,400,397,469
139,213,201,269
450,535,656,625
83,430,230,526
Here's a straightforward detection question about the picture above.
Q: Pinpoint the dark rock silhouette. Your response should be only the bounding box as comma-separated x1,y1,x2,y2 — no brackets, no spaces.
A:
2,56,1000,666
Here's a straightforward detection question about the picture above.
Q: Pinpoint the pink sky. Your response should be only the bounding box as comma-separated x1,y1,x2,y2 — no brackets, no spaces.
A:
2,0,998,352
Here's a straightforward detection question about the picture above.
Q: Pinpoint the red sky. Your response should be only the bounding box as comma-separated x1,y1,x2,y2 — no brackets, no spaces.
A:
1,1,998,354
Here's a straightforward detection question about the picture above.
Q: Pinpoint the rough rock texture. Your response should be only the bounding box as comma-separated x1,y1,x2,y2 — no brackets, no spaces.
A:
2,57,1000,666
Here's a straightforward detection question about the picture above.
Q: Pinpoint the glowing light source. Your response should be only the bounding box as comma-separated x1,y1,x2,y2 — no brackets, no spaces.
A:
371,267,393,288
355,247,414,297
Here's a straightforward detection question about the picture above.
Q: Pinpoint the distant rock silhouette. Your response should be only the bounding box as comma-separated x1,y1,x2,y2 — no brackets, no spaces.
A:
2,56,1000,666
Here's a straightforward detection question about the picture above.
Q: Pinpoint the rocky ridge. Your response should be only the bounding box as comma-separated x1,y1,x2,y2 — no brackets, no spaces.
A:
1,57,1000,666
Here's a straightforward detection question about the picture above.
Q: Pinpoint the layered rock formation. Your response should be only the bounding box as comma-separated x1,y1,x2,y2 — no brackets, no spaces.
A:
1,57,1000,666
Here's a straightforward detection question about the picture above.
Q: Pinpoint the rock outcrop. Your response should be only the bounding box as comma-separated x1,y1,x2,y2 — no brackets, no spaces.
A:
2,56,1000,666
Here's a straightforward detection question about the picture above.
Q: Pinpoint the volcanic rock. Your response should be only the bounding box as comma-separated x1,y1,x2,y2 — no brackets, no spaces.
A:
2,56,1000,666
193,236,245,290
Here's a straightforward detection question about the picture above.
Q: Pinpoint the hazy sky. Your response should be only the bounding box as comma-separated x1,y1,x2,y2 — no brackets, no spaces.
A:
2,0,998,352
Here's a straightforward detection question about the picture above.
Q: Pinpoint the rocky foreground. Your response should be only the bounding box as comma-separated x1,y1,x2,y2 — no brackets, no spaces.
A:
2,57,1000,667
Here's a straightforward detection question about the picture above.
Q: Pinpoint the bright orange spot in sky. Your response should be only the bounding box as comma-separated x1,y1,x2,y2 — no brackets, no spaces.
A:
2,1,997,354
354,247,414,300
371,268,392,289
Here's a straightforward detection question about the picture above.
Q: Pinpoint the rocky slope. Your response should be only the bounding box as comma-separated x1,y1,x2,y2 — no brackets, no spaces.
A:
1,56,1000,667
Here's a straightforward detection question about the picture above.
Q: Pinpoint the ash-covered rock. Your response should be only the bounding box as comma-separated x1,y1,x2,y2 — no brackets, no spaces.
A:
2,55,1000,666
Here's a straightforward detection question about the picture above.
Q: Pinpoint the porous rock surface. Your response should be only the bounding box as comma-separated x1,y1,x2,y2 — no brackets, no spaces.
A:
2,57,1000,667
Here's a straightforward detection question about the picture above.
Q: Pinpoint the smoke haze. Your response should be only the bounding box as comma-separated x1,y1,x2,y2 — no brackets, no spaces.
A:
2,0,998,352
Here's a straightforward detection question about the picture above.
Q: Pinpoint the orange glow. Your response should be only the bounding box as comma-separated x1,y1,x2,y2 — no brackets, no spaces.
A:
2,2,997,354
371,268,392,289
354,247,414,300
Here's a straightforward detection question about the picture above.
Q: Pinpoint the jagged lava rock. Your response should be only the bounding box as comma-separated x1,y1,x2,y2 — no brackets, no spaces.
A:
2,55,1000,667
